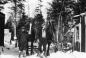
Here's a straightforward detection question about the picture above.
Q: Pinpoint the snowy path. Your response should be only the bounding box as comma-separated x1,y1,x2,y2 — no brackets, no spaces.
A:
1,29,86,58
0,47,86,58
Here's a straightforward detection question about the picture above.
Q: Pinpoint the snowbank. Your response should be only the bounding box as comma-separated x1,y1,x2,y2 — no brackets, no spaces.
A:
4,29,16,49
0,54,18,58
71,51,86,58
48,51,86,58
0,51,86,58
26,54,40,58
0,54,40,58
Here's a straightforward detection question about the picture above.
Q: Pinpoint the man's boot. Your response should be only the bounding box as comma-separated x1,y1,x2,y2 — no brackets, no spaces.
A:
23,50,26,57
19,51,22,58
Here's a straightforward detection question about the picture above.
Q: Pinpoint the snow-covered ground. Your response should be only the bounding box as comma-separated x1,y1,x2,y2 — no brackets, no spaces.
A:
3,29,86,58
2,29,86,58
47,51,86,58
0,48,86,58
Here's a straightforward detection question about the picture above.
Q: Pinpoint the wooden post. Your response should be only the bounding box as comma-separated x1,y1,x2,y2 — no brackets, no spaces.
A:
0,12,5,46
81,15,85,52
73,13,86,52
79,17,81,52
85,15,86,52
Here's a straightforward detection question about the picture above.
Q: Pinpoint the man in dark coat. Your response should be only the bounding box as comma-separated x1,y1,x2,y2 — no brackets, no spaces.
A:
17,26,28,57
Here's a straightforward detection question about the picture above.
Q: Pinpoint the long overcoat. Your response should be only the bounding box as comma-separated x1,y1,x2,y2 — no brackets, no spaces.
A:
17,29,28,51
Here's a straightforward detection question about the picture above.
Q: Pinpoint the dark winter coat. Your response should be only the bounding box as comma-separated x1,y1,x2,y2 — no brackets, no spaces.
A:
17,30,28,51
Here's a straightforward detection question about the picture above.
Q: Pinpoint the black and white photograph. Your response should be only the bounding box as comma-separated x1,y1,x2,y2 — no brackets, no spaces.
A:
0,0,86,58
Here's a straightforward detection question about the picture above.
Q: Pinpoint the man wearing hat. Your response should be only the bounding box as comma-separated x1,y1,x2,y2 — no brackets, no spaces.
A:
17,26,28,57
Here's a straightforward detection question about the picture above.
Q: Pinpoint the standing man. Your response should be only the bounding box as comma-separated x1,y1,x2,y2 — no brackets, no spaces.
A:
17,26,28,57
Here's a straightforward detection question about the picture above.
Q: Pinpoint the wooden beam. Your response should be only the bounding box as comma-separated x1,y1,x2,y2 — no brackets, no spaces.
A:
73,12,86,18
85,15,86,52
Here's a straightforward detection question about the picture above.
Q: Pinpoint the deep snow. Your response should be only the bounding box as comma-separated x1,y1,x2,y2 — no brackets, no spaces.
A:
0,51,86,58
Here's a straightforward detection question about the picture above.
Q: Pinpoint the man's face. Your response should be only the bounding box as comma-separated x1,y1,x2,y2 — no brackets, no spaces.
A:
21,28,25,31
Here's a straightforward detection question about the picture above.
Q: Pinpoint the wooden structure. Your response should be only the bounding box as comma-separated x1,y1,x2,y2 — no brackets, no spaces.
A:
0,12,5,46
73,12,86,52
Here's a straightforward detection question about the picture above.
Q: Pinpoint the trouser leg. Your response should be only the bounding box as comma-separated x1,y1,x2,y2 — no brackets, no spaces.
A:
47,43,50,56
38,41,42,53
19,51,23,58
26,42,29,55
23,50,26,57
31,41,34,55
